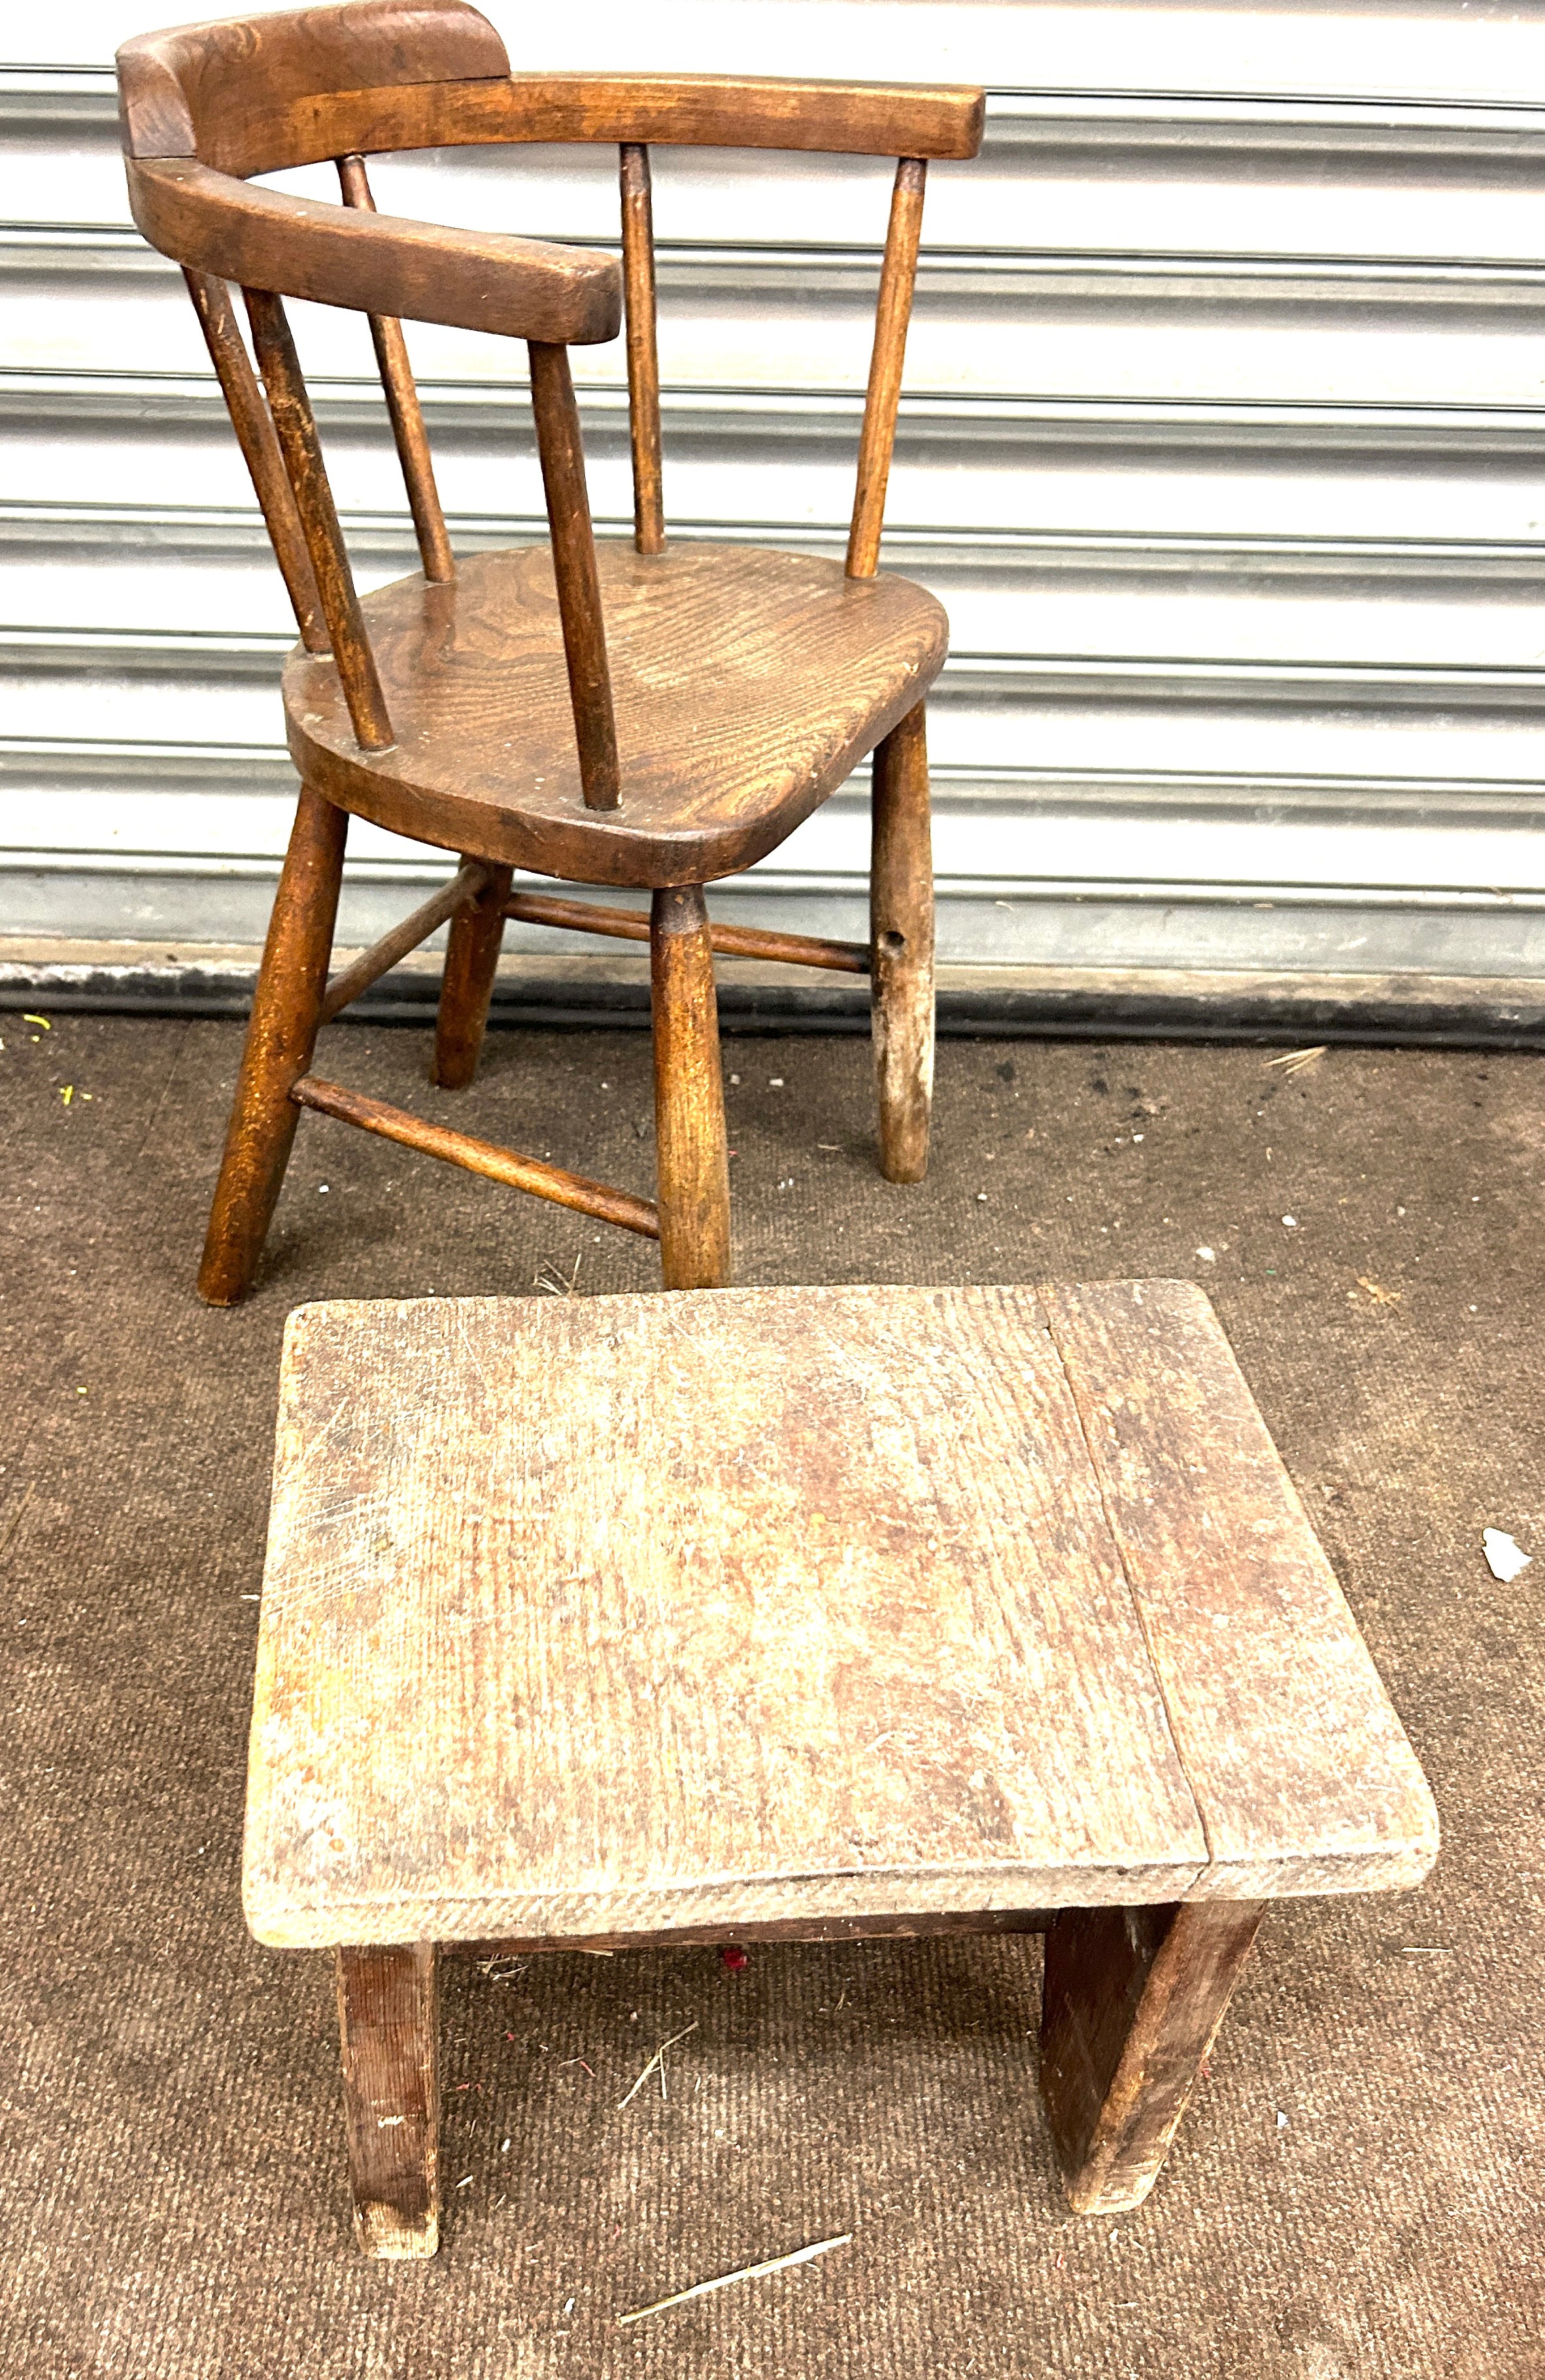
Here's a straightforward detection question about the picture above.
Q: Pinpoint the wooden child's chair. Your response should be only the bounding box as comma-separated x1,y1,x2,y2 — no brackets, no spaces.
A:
114,0,985,1299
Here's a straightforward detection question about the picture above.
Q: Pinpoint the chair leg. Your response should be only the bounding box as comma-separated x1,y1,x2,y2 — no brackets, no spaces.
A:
335,1943,439,2259
197,784,347,1306
1038,1900,1266,2215
433,860,513,1089
651,884,731,1290
870,700,934,1184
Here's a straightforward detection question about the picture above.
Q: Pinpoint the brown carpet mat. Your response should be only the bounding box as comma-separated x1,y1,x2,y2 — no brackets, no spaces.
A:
1,1013,1540,2379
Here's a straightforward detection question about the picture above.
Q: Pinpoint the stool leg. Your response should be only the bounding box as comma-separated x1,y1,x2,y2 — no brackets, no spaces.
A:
870,699,934,1185
335,1943,439,2258
197,784,347,1306
1039,1900,1266,2214
433,860,513,1088
651,884,731,1289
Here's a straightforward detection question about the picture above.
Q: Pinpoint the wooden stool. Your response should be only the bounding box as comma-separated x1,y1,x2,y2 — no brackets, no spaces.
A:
114,2,987,1300
242,1281,1438,2256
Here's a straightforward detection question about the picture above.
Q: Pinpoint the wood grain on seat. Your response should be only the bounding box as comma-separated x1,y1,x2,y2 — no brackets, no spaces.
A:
242,1283,1438,1952
286,545,949,886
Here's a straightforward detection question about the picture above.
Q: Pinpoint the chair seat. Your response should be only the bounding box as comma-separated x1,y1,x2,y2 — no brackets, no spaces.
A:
284,543,949,888
242,1282,1437,1950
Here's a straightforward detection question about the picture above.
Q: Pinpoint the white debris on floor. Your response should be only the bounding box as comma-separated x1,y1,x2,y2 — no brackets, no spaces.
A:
1482,1529,1533,1583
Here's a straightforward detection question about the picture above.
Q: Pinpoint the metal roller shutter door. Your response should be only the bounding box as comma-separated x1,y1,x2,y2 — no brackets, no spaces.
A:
4,1,1544,1022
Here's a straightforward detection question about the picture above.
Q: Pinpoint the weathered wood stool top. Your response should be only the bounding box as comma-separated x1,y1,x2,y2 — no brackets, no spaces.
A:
245,1280,1435,1949
242,1280,1437,2254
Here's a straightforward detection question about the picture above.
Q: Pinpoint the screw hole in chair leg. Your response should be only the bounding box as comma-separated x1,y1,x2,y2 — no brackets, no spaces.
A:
881,928,906,953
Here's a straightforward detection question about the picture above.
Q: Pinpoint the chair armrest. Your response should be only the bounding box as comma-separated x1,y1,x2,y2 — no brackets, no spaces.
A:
126,155,621,345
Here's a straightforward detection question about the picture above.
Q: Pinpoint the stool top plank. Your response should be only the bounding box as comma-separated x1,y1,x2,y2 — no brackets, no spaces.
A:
242,1284,1436,1950
1043,1279,1438,1898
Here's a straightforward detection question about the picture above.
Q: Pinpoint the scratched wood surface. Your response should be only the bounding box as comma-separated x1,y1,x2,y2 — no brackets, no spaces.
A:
242,1282,1438,1950
1042,1278,1440,1896
243,1285,1210,1947
285,544,947,887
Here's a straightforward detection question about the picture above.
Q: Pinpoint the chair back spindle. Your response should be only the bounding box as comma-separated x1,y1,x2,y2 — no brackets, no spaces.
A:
618,143,665,556
243,286,395,751
182,266,328,651
846,156,926,579
335,153,456,584
527,341,621,809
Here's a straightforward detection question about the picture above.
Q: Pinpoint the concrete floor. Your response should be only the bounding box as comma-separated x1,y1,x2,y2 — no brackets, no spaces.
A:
1,1009,1540,2378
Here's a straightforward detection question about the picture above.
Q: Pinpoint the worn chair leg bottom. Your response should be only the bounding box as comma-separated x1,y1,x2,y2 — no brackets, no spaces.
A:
651,884,732,1290
870,700,934,1184
336,1943,439,2258
197,785,347,1306
433,860,514,1089
1038,1899,1266,2214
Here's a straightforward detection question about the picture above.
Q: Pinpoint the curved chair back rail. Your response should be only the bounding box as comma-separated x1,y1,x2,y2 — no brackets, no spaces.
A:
116,1,984,177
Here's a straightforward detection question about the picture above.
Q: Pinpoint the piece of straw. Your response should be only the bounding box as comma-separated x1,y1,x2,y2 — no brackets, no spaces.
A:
617,2020,698,2110
619,2233,853,2324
